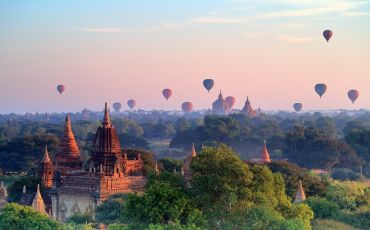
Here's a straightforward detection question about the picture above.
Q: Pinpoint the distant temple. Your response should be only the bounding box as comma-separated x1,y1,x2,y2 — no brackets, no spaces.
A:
183,143,197,181
36,103,146,221
294,180,306,203
241,97,257,118
31,184,47,214
259,140,271,164
212,91,231,115
0,181,7,209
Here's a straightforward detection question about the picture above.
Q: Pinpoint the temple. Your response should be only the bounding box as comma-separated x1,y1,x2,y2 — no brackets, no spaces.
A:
259,140,271,164
0,181,7,209
294,180,306,203
35,103,147,221
31,184,47,214
183,143,197,181
211,91,231,115
241,97,257,118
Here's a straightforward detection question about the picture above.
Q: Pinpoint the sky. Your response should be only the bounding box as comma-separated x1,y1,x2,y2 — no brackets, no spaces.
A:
1,0,370,113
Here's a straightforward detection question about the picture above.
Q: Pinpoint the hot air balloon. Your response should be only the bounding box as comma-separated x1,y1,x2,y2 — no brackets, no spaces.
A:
315,83,327,98
323,30,333,42
162,88,172,100
225,96,236,108
113,102,122,112
293,103,303,112
203,79,214,92
182,102,193,113
127,99,136,110
348,89,359,104
57,85,65,94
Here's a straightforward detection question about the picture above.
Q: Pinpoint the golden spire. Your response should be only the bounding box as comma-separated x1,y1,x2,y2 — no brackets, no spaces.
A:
31,184,46,214
294,180,306,203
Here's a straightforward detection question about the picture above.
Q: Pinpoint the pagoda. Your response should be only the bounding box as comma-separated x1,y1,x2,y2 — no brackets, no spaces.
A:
294,180,306,203
31,184,47,214
259,140,271,164
211,91,231,115
183,143,197,181
55,115,82,174
0,181,7,209
41,146,54,188
241,97,257,118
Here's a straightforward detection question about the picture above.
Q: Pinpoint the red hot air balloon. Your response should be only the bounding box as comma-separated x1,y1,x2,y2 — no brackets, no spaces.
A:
348,89,359,104
293,103,303,112
57,85,65,94
127,99,136,110
181,102,193,113
225,96,236,108
162,88,172,100
323,30,333,42
203,79,214,92
113,102,122,112
315,83,327,98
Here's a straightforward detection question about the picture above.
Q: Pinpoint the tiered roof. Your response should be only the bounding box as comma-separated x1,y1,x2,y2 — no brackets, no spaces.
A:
241,97,257,118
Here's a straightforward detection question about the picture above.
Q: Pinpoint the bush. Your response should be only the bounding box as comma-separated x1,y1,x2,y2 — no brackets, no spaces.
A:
312,219,357,230
305,197,339,219
333,206,370,229
331,168,364,181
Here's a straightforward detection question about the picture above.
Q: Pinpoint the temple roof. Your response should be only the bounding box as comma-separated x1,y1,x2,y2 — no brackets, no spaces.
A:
241,97,257,118
212,90,231,115
294,180,306,203
55,115,81,164
43,145,51,163
0,181,7,199
260,140,271,164
183,143,197,178
31,184,47,214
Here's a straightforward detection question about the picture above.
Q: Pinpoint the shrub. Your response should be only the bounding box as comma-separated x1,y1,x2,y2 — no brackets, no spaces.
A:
331,168,364,181
305,197,339,219
311,219,357,230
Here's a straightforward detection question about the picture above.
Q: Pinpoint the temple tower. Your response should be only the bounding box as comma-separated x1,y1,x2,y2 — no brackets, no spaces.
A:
0,181,7,208
294,180,306,203
212,90,231,115
241,97,257,118
91,103,122,176
55,116,82,174
31,184,47,214
183,143,197,180
259,140,271,164
41,146,54,188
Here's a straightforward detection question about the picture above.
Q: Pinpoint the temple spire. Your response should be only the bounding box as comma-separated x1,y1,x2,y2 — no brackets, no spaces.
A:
294,180,306,203
102,102,112,127
191,142,197,157
260,140,271,164
31,184,46,214
43,145,51,163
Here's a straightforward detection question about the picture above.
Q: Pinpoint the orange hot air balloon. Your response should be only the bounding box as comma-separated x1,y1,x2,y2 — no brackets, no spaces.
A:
162,89,172,100
127,99,136,110
57,85,65,94
348,89,359,104
181,102,193,113
225,96,236,108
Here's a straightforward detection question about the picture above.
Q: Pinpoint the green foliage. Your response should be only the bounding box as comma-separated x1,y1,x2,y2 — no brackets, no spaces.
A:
333,206,370,229
190,145,253,213
311,219,357,230
67,212,94,224
331,168,364,181
62,223,94,230
268,161,327,197
123,181,189,225
7,176,43,202
0,203,61,230
158,158,183,172
325,180,370,210
96,193,127,224
146,222,205,230
305,197,339,219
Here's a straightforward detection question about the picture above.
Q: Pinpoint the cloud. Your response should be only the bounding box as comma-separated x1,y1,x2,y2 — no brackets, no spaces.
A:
277,35,314,43
192,16,242,24
260,2,362,18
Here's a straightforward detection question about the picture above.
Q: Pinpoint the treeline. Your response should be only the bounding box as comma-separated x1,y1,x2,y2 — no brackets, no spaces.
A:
1,112,370,178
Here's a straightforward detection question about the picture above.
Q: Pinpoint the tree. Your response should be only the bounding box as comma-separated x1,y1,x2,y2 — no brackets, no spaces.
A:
305,197,339,219
95,193,126,224
0,203,61,229
7,177,43,203
158,158,183,172
190,145,253,214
